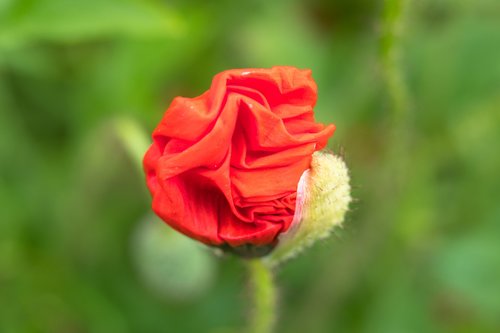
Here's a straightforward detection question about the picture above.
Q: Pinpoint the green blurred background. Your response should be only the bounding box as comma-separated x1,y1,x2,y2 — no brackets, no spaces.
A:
1,0,500,332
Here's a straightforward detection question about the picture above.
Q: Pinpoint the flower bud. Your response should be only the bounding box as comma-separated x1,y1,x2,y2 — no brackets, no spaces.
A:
143,67,336,255
266,151,351,266
132,214,217,300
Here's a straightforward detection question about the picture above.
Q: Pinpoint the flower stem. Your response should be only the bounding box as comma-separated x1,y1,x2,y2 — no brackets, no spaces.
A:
114,117,150,173
247,260,277,333
379,0,412,184
380,0,410,123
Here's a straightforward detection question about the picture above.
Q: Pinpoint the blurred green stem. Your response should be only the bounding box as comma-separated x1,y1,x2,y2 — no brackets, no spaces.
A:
247,260,277,333
114,117,150,173
380,0,410,123
380,0,412,186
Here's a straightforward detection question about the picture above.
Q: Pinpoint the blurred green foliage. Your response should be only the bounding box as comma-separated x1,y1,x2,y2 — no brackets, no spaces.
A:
1,0,500,332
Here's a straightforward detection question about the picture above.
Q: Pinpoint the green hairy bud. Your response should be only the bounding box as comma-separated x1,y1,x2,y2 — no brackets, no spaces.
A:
266,151,351,266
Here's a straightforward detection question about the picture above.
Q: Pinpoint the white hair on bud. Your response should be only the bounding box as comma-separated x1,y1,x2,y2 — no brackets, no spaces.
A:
266,151,351,266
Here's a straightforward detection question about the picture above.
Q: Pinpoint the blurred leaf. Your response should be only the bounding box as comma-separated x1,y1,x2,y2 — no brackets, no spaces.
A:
0,0,184,49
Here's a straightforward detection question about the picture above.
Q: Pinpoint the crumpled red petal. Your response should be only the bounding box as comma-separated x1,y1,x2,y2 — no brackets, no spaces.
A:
144,66,335,247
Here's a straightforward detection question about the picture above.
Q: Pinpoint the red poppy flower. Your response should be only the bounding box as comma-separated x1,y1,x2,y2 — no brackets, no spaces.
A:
143,66,335,256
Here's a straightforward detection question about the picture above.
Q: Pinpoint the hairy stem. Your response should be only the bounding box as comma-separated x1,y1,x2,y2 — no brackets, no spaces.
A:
247,260,277,333
380,0,410,123
380,0,412,187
